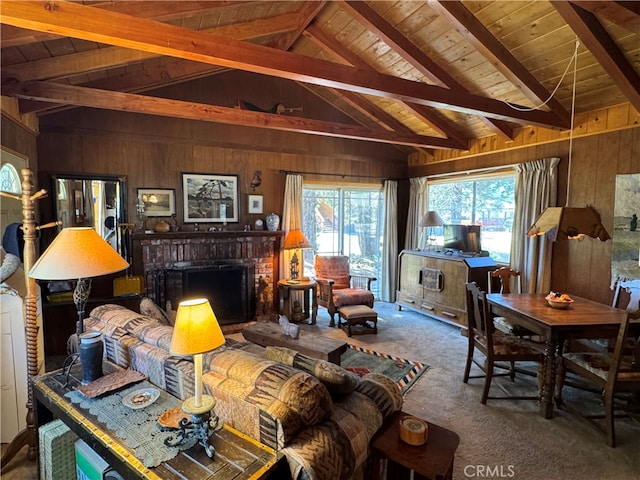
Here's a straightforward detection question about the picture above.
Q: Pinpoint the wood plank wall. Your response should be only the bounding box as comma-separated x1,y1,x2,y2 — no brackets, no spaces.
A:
1,113,38,176
15,66,640,307
410,127,640,305
36,131,406,239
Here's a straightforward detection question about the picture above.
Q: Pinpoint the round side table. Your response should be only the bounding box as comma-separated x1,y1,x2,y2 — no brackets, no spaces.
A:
278,279,317,324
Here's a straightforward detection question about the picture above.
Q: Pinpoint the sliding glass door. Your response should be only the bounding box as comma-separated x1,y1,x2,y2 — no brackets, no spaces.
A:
302,186,384,298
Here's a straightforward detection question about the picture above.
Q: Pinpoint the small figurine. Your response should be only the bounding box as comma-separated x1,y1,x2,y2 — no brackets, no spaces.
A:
291,300,304,323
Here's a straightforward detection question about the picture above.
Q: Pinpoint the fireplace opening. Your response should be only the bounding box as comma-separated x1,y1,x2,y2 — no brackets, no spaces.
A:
182,262,256,325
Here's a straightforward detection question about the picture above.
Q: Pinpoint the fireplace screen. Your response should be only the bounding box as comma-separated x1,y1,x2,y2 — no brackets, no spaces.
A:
182,263,255,324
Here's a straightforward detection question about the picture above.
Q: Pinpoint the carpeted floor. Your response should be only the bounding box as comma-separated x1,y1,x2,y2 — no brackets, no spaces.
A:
3,301,639,480
307,302,640,480
341,344,429,394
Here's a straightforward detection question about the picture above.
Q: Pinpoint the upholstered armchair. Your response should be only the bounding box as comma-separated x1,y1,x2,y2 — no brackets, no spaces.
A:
313,255,375,326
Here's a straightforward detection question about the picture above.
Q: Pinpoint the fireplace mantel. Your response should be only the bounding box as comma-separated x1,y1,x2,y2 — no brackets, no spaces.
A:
131,230,283,317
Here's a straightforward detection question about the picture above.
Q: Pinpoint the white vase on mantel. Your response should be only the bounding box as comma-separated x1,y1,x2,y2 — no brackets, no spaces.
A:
266,213,280,231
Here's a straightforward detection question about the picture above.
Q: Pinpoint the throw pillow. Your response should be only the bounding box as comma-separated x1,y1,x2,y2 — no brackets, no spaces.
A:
266,346,360,395
139,297,173,326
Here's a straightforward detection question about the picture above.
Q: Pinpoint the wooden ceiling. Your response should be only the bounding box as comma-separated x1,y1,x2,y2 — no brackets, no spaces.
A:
1,1,639,155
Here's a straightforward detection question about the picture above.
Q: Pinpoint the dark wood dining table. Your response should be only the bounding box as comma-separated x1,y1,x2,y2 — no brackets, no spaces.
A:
486,293,628,419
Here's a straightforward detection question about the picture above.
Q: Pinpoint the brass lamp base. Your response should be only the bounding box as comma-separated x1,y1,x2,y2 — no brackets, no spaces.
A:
164,395,220,457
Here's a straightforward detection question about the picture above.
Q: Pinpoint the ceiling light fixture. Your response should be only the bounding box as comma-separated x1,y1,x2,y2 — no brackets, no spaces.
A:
526,39,610,242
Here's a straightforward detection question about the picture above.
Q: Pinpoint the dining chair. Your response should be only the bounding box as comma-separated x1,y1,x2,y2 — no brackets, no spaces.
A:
487,267,536,337
463,282,544,404
313,255,375,327
555,279,640,447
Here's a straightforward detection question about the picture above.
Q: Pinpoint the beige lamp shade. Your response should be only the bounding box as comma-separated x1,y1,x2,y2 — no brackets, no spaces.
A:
283,229,312,250
29,227,129,280
527,206,610,242
170,298,225,356
419,211,443,227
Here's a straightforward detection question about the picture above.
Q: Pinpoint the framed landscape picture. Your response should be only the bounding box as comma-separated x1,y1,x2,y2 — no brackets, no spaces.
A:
181,173,239,223
137,188,175,217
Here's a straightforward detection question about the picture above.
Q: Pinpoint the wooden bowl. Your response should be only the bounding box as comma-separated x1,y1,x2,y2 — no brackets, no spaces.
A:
546,298,574,309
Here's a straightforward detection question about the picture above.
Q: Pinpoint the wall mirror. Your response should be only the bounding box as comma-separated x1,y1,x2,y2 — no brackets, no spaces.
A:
52,174,127,255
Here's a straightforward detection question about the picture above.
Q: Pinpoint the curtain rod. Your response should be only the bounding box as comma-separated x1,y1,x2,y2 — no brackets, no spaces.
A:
278,169,400,181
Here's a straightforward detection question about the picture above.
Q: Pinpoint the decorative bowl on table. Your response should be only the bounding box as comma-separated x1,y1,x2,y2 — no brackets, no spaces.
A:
545,292,574,309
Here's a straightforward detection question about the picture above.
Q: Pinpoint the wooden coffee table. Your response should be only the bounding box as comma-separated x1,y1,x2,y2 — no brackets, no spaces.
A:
33,361,281,479
370,411,459,480
242,321,348,365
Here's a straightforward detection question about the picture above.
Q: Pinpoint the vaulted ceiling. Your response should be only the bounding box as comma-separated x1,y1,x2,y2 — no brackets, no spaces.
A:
1,1,639,156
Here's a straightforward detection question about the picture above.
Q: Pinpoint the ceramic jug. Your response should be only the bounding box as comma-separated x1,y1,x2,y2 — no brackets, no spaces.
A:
266,212,280,231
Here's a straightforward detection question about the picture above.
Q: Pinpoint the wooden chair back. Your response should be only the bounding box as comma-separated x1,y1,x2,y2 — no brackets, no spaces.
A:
488,267,522,294
612,278,640,312
465,281,494,348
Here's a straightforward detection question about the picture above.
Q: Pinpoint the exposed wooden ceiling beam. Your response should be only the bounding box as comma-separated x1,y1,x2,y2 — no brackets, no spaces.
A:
297,84,432,155
0,1,568,129
272,1,326,51
569,1,640,32
336,0,515,140
3,80,464,149
428,0,572,128
17,61,232,115
304,24,470,144
0,1,254,47
553,1,640,113
3,13,302,82
16,4,321,115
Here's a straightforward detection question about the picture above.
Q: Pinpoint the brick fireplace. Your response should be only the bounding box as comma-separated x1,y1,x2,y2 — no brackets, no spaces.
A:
131,231,283,322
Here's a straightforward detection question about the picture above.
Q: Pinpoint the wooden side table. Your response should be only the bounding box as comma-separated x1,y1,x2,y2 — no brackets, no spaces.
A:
370,411,460,480
278,279,317,324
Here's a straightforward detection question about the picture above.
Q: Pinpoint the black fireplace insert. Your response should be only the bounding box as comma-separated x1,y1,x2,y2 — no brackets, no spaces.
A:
181,262,256,325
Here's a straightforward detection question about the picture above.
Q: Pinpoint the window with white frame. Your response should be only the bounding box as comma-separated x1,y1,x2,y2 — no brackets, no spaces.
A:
427,172,515,263
0,163,21,194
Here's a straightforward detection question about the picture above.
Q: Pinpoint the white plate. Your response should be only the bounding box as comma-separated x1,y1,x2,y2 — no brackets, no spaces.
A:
122,387,160,410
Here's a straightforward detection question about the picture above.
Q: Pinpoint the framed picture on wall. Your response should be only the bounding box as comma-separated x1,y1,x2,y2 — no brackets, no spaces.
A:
181,172,239,223
248,194,263,214
137,188,176,217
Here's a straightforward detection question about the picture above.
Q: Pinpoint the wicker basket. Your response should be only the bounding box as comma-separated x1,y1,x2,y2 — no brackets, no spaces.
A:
39,419,78,480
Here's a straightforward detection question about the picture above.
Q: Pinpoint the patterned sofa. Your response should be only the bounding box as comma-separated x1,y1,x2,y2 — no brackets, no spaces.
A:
85,303,403,480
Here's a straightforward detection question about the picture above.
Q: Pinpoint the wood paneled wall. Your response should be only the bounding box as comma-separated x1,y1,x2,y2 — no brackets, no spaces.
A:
410,127,640,305
36,73,408,232
1,113,38,175
23,69,640,306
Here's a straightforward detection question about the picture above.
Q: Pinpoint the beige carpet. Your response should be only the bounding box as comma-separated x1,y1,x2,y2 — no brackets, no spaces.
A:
297,302,640,480
4,302,639,480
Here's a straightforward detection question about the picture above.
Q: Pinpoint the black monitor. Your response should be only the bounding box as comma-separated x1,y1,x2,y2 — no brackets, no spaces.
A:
443,224,481,253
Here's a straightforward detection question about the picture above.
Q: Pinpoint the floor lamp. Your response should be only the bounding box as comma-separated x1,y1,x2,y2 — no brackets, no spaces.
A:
29,227,129,353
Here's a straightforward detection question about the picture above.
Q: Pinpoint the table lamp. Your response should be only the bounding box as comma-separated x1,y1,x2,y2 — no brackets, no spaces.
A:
29,227,129,354
419,211,443,251
166,298,225,457
283,229,311,282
